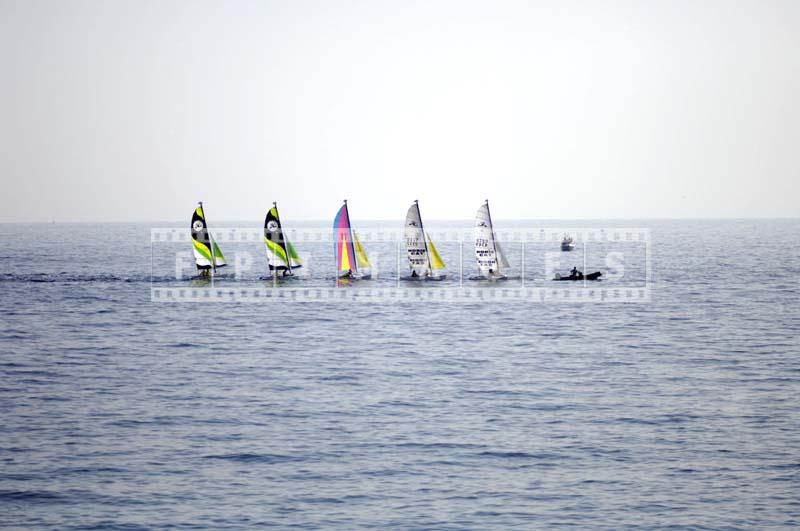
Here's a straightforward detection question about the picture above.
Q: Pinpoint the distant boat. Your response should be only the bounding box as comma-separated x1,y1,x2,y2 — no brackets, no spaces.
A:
264,202,302,277
191,201,226,276
474,200,509,280
404,200,445,280
333,200,371,280
561,234,575,251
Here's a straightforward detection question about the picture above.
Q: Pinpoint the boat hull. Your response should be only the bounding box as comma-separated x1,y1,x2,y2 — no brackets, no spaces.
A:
401,274,446,281
553,272,602,281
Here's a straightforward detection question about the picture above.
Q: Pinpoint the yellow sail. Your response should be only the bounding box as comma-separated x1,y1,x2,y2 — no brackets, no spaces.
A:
354,232,370,268
340,237,353,271
427,234,445,270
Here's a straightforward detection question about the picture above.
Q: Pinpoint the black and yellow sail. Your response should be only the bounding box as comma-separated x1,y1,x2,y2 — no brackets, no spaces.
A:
191,202,226,271
264,202,302,273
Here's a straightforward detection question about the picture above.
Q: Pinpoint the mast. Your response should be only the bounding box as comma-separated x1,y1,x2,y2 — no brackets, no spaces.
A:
416,199,433,275
485,199,500,275
343,199,358,276
269,201,277,284
199,201,216,274
274,201,292,276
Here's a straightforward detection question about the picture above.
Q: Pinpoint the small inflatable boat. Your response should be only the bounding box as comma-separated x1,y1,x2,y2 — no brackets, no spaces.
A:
553,271,602,281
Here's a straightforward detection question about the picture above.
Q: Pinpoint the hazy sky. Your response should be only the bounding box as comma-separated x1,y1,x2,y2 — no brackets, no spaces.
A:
1,0,797,222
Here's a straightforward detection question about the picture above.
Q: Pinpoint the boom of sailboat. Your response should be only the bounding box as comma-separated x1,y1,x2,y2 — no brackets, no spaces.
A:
190,200,602,281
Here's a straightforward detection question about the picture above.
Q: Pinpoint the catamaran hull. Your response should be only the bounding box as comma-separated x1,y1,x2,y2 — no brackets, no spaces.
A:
337,272,370,280
269,265,302,271
196,264,227,271
268,266,300,279
401,274,446,281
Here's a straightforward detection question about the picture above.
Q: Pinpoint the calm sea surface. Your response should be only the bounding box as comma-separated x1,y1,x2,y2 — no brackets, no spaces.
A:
1,220,798,529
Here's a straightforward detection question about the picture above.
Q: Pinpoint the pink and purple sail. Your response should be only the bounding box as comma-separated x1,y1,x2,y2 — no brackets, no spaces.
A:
333,202,357,276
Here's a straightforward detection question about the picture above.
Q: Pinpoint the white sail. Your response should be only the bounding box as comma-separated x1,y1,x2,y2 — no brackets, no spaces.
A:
495,241,509,269
474,202,505,276
404,202,430,276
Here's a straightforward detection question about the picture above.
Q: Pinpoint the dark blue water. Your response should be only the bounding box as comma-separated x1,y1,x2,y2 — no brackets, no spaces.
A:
1,220,798,529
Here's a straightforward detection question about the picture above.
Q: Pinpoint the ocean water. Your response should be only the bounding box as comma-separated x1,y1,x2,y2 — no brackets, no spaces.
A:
1,219,798,530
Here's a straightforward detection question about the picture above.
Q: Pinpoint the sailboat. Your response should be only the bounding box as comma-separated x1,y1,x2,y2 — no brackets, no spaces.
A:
333,200,371,280
190,201,226,276
474,200,509,280
404,200,445,280
264,202,302,277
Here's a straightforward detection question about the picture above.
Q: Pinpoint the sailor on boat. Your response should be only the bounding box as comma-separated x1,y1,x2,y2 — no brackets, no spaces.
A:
571,266,578,277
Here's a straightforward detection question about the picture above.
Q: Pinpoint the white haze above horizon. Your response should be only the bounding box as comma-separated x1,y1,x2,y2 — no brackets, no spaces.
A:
1,0,798,222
